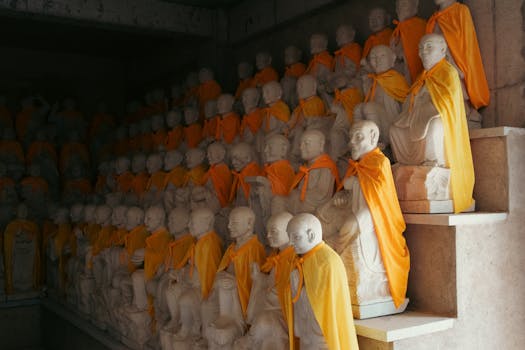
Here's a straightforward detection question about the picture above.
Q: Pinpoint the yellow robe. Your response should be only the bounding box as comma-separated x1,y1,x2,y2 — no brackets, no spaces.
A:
217,235,266,318
333,88,363,123
203,163,232,208
365,69,410,103
191,231,223,299
164,233,195,270
147,171,168,191
144,228,171,280
264,100,291,132
124,225,149,273
291,242,359,350
164,165,187,189
184,164,208,187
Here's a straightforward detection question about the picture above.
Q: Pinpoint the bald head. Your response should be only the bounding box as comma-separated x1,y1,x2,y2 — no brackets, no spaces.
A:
262,81,283,105
310,33,328,54
349,120,379,160
228,206,255,239
168,207,190,235
287,213,323,254
264,134,290,163
369,7,390,33
207,142,226,165
419,34,447,70
189,207,215,237
126,206,145,230
266,212,293,249
300,129,325,161
230,142,254,171
368,45,396,74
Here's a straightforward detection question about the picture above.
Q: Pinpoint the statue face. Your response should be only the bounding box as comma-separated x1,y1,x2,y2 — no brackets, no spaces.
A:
263,137,287,163
217,94,234,115
266,217,290,249
349,124,376,160
125,208,144,230
228,210,252,239
112,206,127,227
396,0,418,21
297,76,317,100
207,144,225,165
369,45,395,74
166,110,181,128
310,34,327,54
284,46,300,66
188,210,212,237
132,155,146,173
336,25,355,47
168,210,189,234
419,35,447,70
238,62,253,79
287,219,317,255
164,151,183,170
231,146,252,171
184,108,199,124
145,208,164,232
204,100,217,119
95,207,111,225
185,149,205,169
242,88,259,111
70,205,84,222
199,68,213,83
146,155,162,173
255,53,271,70
300,132,324,161
262,82,282,104
369,8,387,33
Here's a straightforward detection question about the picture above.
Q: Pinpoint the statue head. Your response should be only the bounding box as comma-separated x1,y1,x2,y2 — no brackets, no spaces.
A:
266,212,293,249
396,0,419,21
198,67,215,84
168,207,190,236
242,88,260,113
300,129,325,161
164,150,183,170
144,205,166,232
189,207,215,238
84,204,96,223
207,142,226,165
217,94,235,115
263,134,290,163
125,206,145,230
166,109,182,128
70,203,85,223
230,142,254,172
434,0,456,10
297,75,317,100
228,206,255,240
132,153,147,173
115,156,131,175
186,72,199,88
151,114,165,132
262,81,283,105
112,205,128,228
255,52,272,70
284,46,302,66
184,106,199,125
95,205,112,226
204,100,218,119
419,34,447,70
349,120,379,161
287,213,323,254
238,62,254,80
368,7,390,33
54,208,70,225
185,148,206,169
368,45,396,74
146,153,163,174
336,24,356,47
310,33,328,54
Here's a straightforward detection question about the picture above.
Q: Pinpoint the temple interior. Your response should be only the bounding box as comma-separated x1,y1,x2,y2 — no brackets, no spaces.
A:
0,0,524,349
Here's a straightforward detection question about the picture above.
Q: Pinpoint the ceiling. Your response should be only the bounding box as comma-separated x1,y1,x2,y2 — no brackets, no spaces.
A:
160,0,243,8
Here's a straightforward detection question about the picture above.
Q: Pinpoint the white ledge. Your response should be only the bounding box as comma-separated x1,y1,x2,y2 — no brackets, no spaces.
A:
355,311,455,342
470,126,525,139
404,212,508,226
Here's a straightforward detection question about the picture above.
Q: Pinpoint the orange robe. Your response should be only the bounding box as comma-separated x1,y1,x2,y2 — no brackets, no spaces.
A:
291,154,340,201
264,100,291,132
91,225,115,257
131,172,149,197
151,130,168,150
59,142,90,173
144,228,171,280
285,62,307,79
217,235,266,317
184,164,208,187
124,225,149,272
183,86,199,106
362,27,393,58
64,179,92,195
89,113,115,140
340,148,409,307
333,88,363,123
253,66,279,87
116,171,135,193
27,141,57,165
189,231,223,299
147,171,168,191
140,133,154,153
392,17,427,82
164,233,195,270
0,140,25,162
305,51,334,76
202,116,220,140
263,160,295,196
109,227,128,247
334,42,362,70
15,106,36,142
291,96,327,129
426,2,490,109
164,165,187,189
165,126,184,151
235,78,256,99
215,112,241,144
184,123,203,149
20,176,49,194
365,69,410,103
197,80,222,114
53,223,72,291
240,109,264,139
0,106,13,128
229,162,263,202
203,163,232,207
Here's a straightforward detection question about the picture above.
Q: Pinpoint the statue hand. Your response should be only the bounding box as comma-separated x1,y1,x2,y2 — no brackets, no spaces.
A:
332,190,350,207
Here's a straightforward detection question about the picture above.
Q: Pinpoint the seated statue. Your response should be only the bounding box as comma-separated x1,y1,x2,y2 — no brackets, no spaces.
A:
235,62,256,101
319,120,410,318
184,148,208,188
253,52,279,88
305,33,334,91
130,153,149,204
151,114,168,152
261,81,291,136
183,106,204,149
197,67,222,117
144,153,167,206
361,7,393,67
288,213,358,350
234,212,295,350
229,142,263,207
0,128,25,181
163,150,187,212
216,94,241,145
240,88,264,149
165,109,184,151
202,99,219,144
389,34,475,214
334,24,362,74
281,46,305,110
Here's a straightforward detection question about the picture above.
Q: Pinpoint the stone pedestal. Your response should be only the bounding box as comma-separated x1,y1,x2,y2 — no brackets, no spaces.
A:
353,298,409,320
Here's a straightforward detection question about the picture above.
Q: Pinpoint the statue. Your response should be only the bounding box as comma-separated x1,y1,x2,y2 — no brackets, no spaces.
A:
183,72,200,107
229,142,263,207
305,33,334,89
151,114,168,152
389,34,475,214
130,153,149,203
115,156,134,194
288,213,359,349
427,0,489,128
165,109,184,151
139,118,154,154
391,0,426,83
261,81,291,136
334,24,362,74
216,94,241,145
361,7,393,64
202,99,219,143
171,83,184,109
184,148,207,187
253,52,279,87
145,153,167,206
240,88,264,148
284,45,306,79
235,62,256,100
183,106,204,149
197,67,222,117
16,95,49,147
289,129,340,214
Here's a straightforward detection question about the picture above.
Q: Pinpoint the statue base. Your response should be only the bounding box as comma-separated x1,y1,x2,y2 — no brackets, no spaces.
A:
352,298,409,319
399,200,476,214
392,164,451,202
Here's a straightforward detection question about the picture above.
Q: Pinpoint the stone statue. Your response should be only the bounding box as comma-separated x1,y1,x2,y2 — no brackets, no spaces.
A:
197,67,222,117
163,150,187,212
261,81,291,136
151,114,168,152
144,153,166,206
165,109,184,151
361,7,393,66
129,153,149,204
240,88,264,150
389,34,475,214
235,62,255,101
281,46,305,110
253,52,279,87
183,106,204,149
305,33,334,91
216,94,241,145
229,142,262,207
334,24,362,74
202,99,219,144
288,213,358,350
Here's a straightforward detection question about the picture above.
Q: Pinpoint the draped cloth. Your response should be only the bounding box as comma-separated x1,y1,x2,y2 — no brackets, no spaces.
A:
291,154,340,201
334,42,362,70
253,66,279,87
235,78,257,99
184,165,208,187
340,148,410,307
290,242,359,350
285,62,307,78
400,58,474,213
151,130,168,149
240,109,264,138
124,225,149,273
203,163,232,207
217,235,266,318
3,219,41,294
215,112,241,144
264,100,291,132
202,116,219,140
116,172,135,193
305,51,334,76
229,162,263,202
184,123,203,149
131,172,149,197
165,126,184,151
197,80,222,114
392,17,427,82
362,27,393,58
164,165,187,189
144,228,171,281
164,233,195,270
333,88,363,123
365,69,410,103
186,231,223,299
147,171,167,191
426,2,490,109
263,160,295,196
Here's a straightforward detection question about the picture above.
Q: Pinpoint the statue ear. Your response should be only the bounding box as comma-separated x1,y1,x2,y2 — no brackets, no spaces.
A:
370,128,379,147
306,228,316,243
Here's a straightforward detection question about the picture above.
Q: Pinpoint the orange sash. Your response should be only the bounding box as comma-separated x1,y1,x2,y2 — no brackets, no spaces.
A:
64,179,92,195
147,171,167,191
0,140,24,162
229,162,262,202
164,165,187,189
253,66,279,87
306,51,334,75
285,62,307,78
235,78,257,99
190,231,223,299
392,17,427,82
151,130,167,149
184,123,203,149
263,160,295,196
144,228,171,280
215,112,241,144
365,69,410,103
124,225,149,272
240,109,264,137
184,164,208,187
291,154,340,201
203,163,232,207
131,172,149,196
20,176,48,194
198,80,222,112
164,233,195,270
334,42,362,70
334,88,363,123
202,116,220,139
116,171,135,193
165,126,184,151
264,100,291,132
362,27,393,58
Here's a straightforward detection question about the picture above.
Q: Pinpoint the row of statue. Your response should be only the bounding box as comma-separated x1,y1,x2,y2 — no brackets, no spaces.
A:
0,0,488,349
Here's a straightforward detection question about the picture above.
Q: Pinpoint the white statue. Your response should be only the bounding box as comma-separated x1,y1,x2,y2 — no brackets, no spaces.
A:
261,81,290,136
